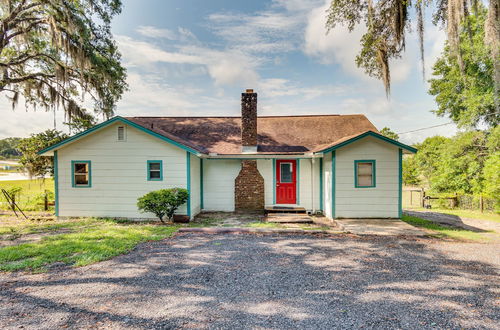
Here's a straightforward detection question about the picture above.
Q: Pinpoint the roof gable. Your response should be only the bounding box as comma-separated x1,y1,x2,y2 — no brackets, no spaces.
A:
37,116,202,156
314,131,417,154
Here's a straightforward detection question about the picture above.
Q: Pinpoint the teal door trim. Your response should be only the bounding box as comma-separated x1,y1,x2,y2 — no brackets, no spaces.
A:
186,152,191,218
399,148,403,218
331,151,336,218
200,158,204,210
319,158,323,211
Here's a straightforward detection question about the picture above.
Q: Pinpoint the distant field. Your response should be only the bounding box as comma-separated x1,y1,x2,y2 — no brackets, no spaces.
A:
0,179,54,211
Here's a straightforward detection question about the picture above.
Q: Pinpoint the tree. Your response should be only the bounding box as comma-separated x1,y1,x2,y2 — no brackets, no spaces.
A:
431,131,488,194
429,8,498,128
137,188,189,223
379,127,399,140
483,152,500,210
0,0,127,120
413,135,450,187
0,137,21,158
64,111,97,133
17,129,68,179
403,155,420,186
325,0,499,105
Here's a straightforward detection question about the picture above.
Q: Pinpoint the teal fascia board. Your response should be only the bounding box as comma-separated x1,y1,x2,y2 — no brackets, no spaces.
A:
54,151,59,216
71,160,92,188
272,159,276,204
331,151,336,219
37,116,200,155
200,158,204,210
354,160,376,188
147,160,163,181
399,148,403,218
186,152,191,218
296,159,300,205
316,131,417,154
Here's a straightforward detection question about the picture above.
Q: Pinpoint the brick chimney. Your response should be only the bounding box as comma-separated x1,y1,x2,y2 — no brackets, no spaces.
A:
234,89,264,211
241,89,257,153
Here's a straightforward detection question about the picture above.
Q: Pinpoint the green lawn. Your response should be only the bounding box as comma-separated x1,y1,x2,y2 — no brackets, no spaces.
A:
0,179,54,211
402,215,494,241
408,207,500,223
0,218,178,272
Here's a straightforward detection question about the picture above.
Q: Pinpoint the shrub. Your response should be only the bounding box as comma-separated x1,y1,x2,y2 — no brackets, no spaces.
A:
137,188,189,223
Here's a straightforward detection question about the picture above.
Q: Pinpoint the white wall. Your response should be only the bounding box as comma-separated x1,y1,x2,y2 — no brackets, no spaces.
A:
323,152,333,218
256,159,273,206
57,122,191,218
297,158,321,211
335,136,399,218
202,159,241,211
190,153,201,218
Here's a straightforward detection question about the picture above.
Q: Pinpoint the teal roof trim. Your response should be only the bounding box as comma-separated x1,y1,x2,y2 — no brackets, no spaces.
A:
316,131,417,154
37,116,200,155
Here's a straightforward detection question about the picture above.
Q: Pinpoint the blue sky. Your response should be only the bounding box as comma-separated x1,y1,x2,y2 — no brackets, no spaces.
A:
0,0,457,144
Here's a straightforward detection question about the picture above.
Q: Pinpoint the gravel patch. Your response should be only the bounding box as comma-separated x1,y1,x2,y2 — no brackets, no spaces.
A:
1,233,499,329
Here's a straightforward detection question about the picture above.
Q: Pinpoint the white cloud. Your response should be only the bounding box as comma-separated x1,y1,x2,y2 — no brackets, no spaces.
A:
136,26,177,40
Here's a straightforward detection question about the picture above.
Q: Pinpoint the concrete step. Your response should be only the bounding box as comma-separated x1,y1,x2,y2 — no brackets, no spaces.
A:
266,213,313,223
265,206,307,214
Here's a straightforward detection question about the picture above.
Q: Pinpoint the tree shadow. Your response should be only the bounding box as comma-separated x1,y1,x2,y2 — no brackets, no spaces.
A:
405,210,493,232
1,233,498,328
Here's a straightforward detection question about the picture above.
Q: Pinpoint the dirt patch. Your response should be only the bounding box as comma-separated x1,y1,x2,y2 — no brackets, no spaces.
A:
0,228,75,247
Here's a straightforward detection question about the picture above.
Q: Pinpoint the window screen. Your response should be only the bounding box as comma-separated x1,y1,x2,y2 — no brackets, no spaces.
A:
72,161,91,187
148,161,163,181
355,161,375,188
117,126,125,141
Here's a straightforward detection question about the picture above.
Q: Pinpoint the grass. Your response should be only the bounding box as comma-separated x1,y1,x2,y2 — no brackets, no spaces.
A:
0,179,54,211
408,207,500,223
0,218,178,272
402,215,494,241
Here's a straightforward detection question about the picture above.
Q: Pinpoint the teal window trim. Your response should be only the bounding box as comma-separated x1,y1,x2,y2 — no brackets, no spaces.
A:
398,148,403,218
331,151,336,218
200,158,204,210
319,158,323,211
296,159,300,205
354,160,376,188
54,151,59,216
272,159,276,204
71,160,92,188
186,152,191,218
147,160,163,181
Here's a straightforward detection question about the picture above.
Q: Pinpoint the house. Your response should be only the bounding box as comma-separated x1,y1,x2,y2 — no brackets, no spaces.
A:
38,89,417,220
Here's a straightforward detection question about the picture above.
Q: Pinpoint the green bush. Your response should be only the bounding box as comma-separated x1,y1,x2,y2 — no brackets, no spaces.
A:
137,188,189,223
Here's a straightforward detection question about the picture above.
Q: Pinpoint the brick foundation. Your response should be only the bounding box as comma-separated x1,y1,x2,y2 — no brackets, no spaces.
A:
235,160,265,210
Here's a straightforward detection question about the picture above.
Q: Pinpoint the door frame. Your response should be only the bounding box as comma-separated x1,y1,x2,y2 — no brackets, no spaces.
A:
273,159,300,205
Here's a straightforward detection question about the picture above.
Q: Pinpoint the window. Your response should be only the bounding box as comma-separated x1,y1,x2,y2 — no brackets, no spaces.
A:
355,160,376,188
72,161,91,187
280,162,293,183
147,160,163,181
117,126,126,141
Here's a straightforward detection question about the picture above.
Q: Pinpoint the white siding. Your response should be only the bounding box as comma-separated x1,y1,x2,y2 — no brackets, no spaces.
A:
335,136,399,218
256,159,273,206
57,122,190,218
202,159,241,211
190,153,201,218
297,159,321,211
323,152,333,218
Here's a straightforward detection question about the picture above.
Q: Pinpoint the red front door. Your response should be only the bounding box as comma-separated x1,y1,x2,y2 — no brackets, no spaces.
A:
276,160,297,204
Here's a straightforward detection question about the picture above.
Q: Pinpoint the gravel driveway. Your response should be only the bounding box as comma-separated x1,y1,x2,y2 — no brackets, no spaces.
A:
1,233,499,329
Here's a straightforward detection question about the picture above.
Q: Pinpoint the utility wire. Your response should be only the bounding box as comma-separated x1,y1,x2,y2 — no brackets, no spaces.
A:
397,122,453,135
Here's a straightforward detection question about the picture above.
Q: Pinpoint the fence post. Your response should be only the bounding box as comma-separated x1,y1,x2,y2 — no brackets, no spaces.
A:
421,188,425,208
480,195,484,213
44,192,49,211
